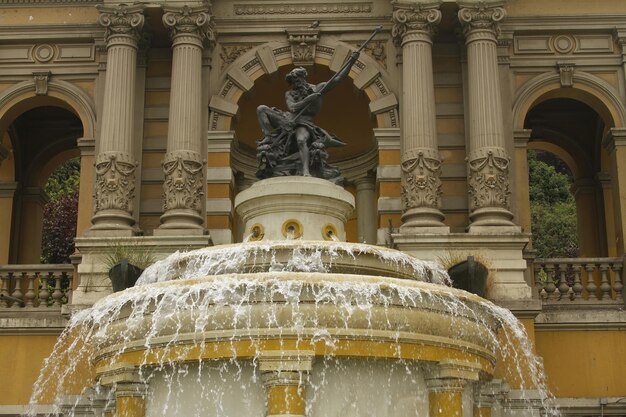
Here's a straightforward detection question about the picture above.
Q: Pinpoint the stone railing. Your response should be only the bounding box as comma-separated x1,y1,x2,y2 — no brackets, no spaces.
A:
532,257,624,304
0,265,73,309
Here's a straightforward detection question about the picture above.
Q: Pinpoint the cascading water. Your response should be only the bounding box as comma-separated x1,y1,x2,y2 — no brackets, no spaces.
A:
28,177,558,417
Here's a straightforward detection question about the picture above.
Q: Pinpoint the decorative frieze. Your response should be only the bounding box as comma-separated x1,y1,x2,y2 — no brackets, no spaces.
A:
97,3,145,44
287,28,319,66
458,2,506,38
467,147,511,212
234,2,372,15
94,152,136,213
162,151,204,213
401,148,442,211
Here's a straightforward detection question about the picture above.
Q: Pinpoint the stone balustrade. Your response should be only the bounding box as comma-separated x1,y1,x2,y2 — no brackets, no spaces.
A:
533,257,624,304
0,265,73,309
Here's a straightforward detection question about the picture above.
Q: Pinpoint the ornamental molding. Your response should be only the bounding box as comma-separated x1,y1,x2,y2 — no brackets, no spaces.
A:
286,28,319,66
162,150,205,213
97,4,145,44
401,148,442,211
458,2,506,37
220,44,255,71
467,146,511,212
0,0,99,5
234,3,372,15
94,151,137,213
33,71,51,96
162,4,215,46
391,3,442,44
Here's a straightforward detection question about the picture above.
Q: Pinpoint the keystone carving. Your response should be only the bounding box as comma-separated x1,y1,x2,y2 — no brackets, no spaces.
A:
162,4,215,45
162,150,204,213
467,147,511,211
458,2,506,37
391,3,442,44
401,148,443,210
287,28,319,66
94,152,136,213
97,4,145,43
33,71,50,96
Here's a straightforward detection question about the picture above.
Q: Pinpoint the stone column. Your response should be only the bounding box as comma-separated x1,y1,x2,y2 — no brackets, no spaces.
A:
602,128,626,254
473,380,508,417
426,361,480,417
354,173,377,244
157,5,214,234
259,351,313,417
513,129,532,236
571,177,601,256
459,1,516,230
392,1,448,231
92,4,145,235
115,382,147,417
0,182,17,263
17,187,49,264
76,138,96,237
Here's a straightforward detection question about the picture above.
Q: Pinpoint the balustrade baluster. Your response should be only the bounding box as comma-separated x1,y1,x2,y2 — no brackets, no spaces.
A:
10,273,24,308
613,263,624,303
585,263,598,300
0,273,9,308
544,264,557,300
572,264,583,300
51,273,63,306
39,272,51,308
24,272,36,307
599,264,611,300
558,263,570,301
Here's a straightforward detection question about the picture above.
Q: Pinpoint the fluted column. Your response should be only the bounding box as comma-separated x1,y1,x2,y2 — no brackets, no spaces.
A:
459,2,516,229
354,173,377,243
157,5,215,233
259,351,313,417
392,1,447,230
92,4,145,234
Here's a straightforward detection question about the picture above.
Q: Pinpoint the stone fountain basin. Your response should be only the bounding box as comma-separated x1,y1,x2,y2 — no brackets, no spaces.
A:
137,240,449,285
92,273,499,377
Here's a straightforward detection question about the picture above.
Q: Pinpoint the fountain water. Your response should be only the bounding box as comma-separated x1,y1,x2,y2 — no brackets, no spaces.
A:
29,177,557,417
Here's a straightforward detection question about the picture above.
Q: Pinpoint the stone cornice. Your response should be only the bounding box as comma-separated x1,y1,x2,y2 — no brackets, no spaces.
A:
0,24,102,42
0,0,100,6
391,1,442,44
501,15,626,33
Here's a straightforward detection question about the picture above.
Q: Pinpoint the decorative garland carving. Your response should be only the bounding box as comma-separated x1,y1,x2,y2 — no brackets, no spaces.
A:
467,147,511,211
220,44,254,71
401,148,442,210
354,40,387,69
163,4,215,46
391,3,442,44
458,3,506,37
94,152,136,213
97,4,145,44
162,150,205,213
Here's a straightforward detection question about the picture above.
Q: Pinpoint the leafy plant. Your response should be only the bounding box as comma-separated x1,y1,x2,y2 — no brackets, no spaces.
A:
101,243,156,271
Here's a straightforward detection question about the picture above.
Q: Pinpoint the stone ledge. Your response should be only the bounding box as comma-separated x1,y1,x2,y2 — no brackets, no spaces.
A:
0,314,67,334
535,307,626,331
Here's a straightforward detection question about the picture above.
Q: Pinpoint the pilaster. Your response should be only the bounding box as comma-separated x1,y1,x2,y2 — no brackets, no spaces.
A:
91,3,145,236
157,4,215,235
354,172,377,244
513,129,532,238
77,137,95,237
0,182,18,263
602,127,626,254
459,1,517,231
392,1,448,231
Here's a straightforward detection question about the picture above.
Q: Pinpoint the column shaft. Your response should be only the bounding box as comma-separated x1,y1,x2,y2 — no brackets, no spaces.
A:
427,378,466,417
158,5,214,233
259,351,312,417
392,2,447,230
355,175,377,244
91,4,145,234
459,2,515,229
115,383,146,417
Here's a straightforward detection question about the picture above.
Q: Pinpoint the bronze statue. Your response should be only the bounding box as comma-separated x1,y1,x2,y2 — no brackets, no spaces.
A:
255,26,382,184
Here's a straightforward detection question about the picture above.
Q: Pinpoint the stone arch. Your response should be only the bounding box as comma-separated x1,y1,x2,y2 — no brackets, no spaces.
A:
0,78,96,140
512,71,626,130
209,40,398,132
526,127,591,180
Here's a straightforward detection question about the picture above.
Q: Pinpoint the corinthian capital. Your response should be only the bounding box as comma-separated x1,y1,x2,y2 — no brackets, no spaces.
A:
391,2,442,44
458,1,506,37
97,4,145,44
163,4,215,46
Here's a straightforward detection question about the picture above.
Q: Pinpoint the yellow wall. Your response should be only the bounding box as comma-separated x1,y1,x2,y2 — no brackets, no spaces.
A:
0,335,58,405
535,330,626,397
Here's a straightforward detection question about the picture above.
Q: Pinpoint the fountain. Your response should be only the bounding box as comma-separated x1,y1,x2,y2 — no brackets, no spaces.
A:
29,176,556,417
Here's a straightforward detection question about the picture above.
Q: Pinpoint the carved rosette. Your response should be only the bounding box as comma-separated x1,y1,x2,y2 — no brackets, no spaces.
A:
97,4,145,44
162,150,204,213
401,148,443,211
391,3,442,45
163,5,215,46
458,3,506,38
467,147,511,211
287,28,319,66
94,151,136,213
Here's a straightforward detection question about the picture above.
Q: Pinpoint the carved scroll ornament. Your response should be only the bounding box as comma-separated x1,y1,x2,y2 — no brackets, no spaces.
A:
162,150,205,213
94,152,136,213
97,4,145,43
391,4,442,44
401,148,442,210
467,147,511,211
162,4,215,45
458,3,506,37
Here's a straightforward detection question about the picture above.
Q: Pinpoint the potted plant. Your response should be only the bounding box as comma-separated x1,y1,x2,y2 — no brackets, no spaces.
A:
102,243,155,292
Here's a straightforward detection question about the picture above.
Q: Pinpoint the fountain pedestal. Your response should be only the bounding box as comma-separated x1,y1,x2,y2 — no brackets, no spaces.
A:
235,177,354,242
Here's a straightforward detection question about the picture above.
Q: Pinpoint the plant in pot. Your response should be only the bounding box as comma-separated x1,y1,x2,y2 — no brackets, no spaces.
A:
102,243,156,292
